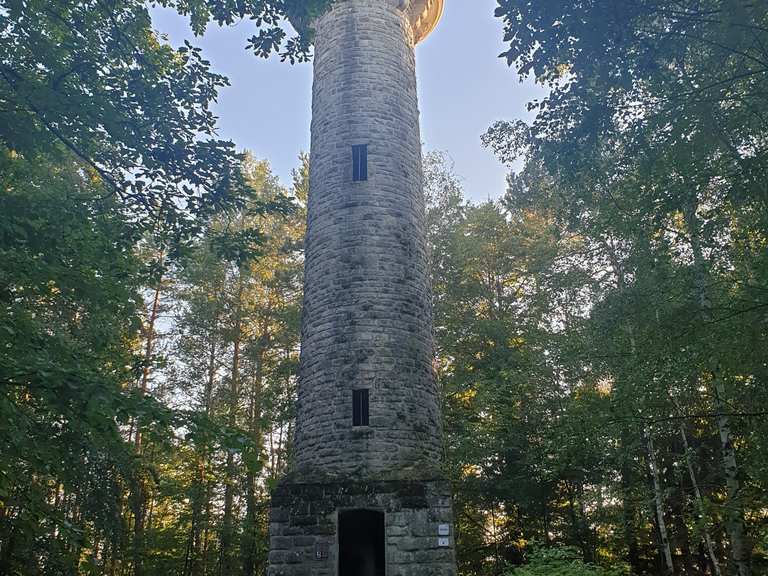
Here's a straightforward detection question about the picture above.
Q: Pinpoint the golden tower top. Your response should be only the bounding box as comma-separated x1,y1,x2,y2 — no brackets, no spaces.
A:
406,0,444,43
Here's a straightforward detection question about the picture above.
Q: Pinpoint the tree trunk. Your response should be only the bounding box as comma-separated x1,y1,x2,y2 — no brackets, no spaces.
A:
685,200,750,576
645,429,675,575
577,487,596,564
678,418,722,576
564,480,594,564
202,483,213,576
219,276,244,576
242,345,264,576
131,275,163,576
713,378,750,576
138,278,162,400
219,422,237,574
188,323,219,576
131,485,145,576
671,474,695,575
603,240,644,573
620,429,642,572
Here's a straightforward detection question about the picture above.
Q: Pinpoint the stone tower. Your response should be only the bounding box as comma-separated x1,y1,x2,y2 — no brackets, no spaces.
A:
268,1,456,575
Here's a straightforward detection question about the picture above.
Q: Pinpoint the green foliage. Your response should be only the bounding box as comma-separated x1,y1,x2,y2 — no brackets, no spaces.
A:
0,0,308,570
278,0,335,57
480,1,768,575
156,0,334,62
0,0,254,237
2,0,766,575
0,144,140,574
511,546,629,576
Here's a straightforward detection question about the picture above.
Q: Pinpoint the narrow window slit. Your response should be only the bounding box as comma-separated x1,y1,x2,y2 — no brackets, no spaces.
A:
352,389,369,426
352,144,368,181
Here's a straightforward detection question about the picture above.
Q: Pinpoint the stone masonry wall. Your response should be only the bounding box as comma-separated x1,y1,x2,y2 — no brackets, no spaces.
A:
293,0,442,479
268,479,457,576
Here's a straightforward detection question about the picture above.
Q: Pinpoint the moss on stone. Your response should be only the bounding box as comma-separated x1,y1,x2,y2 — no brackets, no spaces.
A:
283,0,335,39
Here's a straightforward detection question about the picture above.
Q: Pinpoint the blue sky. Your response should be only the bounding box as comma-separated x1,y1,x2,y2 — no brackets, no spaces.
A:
150,0,547,202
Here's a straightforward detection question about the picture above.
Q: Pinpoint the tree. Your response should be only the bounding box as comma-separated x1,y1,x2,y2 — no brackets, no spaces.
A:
485,2,768,573
0,145,145,574
1,0,316,570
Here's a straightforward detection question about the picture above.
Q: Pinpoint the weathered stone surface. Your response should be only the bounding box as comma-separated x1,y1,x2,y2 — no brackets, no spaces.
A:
268,2,456,575
269,480,456,576
293,0,442,480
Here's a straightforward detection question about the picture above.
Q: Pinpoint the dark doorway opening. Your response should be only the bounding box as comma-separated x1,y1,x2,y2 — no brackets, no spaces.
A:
338,509,385,576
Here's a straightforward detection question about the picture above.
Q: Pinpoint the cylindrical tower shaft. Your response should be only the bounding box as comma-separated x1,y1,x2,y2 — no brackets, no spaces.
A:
293,0,441,479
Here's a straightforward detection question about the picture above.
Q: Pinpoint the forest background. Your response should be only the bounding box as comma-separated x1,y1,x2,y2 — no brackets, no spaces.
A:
1,1,766,576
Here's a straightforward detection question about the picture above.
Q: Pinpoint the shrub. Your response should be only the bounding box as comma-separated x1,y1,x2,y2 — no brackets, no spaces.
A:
510,546,630,576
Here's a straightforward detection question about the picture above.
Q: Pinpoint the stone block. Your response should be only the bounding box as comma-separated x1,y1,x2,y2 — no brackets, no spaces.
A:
270,507,289,522
415,550,450,563
387,525,409,536
387,550,414,564
272,536,293,550
291,515,318,527
286,551,303,564
294,536,315,547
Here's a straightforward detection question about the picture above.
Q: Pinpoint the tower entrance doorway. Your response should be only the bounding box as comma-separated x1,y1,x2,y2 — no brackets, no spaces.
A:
338,510,385,576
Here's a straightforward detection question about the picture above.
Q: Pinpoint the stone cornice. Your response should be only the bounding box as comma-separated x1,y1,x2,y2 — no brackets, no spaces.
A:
290,1,444,46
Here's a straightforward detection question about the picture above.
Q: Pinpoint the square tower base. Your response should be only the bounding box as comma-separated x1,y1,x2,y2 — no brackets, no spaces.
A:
268,478,457,576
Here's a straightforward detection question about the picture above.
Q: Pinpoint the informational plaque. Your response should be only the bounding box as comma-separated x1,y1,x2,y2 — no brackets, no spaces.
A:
315,542,329,560
438,524,450,536
438,537,450,547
